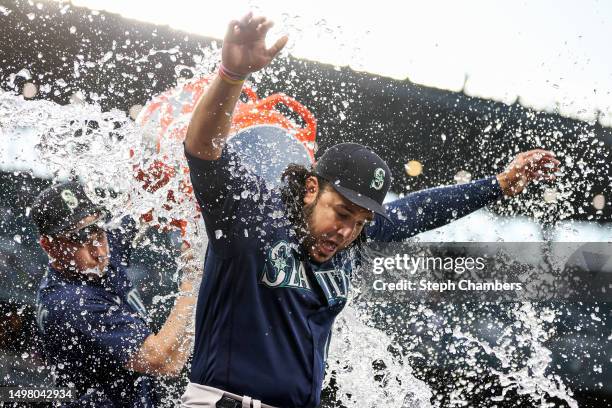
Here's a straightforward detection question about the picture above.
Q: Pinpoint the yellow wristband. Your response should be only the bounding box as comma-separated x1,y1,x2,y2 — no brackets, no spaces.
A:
218,72,245,85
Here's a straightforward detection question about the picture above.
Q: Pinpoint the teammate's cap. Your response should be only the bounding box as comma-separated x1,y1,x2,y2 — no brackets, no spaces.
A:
31,181,107,236
314,143,392,221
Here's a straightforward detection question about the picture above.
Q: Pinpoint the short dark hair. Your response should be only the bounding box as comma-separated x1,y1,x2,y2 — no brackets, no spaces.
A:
279,163,367,252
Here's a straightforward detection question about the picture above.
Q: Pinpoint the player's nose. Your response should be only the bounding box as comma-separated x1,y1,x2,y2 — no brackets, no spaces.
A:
336,224,354,242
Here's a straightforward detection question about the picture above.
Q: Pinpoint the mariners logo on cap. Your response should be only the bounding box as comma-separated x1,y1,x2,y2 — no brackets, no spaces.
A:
370,168,386,190
61,189,79,211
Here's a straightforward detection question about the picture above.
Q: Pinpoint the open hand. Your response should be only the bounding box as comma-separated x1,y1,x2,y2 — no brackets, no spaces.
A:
497,149,560,196
222,12,288,76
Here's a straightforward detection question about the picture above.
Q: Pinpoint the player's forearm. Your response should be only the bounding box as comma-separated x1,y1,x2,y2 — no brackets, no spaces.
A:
154,292,196,373
127,291,195,376
184,74,243,160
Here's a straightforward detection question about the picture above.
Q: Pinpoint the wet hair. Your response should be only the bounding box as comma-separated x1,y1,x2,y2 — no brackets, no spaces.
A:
280,163,327,238
280,163,367,252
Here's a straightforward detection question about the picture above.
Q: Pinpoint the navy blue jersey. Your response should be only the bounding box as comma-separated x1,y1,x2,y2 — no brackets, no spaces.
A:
186,146,501,408
36,223,156,407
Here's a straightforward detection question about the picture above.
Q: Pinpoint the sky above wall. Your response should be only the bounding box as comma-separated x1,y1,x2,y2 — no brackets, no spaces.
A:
69,0,612,125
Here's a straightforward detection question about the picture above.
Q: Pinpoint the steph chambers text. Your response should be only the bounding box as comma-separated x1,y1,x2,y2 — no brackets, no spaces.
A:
372,279,523,292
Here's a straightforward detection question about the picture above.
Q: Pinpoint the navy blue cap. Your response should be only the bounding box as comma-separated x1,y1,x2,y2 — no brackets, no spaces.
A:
31,181,107,236
314,143,392,220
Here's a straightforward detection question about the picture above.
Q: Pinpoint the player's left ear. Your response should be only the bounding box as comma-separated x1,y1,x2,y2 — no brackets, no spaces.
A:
303,176,319,205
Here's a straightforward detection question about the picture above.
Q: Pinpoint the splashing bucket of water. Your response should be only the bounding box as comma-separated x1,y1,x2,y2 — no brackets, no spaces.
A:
132,75,317,234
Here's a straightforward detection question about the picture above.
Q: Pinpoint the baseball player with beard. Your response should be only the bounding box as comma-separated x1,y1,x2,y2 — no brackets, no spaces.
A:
181,12,559,408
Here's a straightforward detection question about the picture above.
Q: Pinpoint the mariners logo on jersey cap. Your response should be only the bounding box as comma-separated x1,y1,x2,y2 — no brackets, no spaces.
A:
314,143,392,221
31,181,107,236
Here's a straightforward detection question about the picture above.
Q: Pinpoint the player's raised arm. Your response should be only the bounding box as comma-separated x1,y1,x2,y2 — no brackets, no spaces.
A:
184,13,288,160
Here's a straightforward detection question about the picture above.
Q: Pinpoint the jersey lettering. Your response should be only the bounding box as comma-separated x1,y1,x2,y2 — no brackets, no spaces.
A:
313,268,350,306
260,240,350,308
260,240,311,290
126,289,148,319
287,262,311,289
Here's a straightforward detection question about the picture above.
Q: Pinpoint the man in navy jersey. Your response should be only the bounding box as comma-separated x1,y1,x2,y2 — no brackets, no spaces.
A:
182,13,560,408
33,181,200,407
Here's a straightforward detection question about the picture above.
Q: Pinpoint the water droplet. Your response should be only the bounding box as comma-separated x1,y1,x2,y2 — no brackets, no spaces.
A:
22,82,38,98
543,188,558,203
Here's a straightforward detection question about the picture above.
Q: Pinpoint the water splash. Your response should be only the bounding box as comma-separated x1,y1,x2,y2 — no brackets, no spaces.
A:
452,303,577,408
327,305,433,408
2,5,610,402
0,88,597,408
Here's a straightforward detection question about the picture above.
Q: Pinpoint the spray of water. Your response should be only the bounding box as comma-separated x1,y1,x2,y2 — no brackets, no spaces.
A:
0,69,599,408
2,5,610,406
326,305,433,408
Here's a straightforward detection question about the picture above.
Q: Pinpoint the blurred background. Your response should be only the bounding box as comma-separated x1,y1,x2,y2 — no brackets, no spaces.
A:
0,0,610,406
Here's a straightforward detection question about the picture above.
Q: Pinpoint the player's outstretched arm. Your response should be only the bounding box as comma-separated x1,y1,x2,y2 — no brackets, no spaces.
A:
184,13,288,161
369,149,560,242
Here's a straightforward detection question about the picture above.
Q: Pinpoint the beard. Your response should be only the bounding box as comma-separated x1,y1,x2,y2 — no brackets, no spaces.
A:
300,200,342,263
